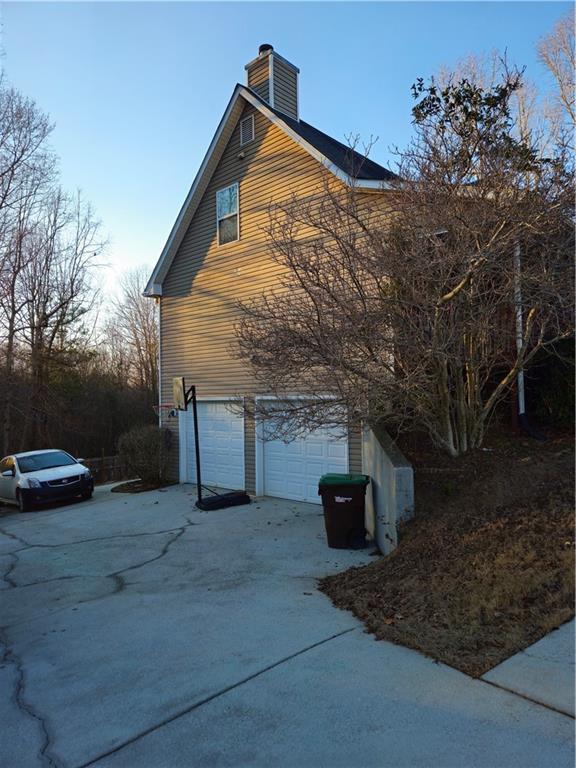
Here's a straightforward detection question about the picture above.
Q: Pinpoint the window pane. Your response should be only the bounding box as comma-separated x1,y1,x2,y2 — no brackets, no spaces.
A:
217,185,238,219
218,214,238,244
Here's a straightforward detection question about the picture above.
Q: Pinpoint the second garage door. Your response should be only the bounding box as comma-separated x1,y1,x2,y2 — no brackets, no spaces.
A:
260,425,348,504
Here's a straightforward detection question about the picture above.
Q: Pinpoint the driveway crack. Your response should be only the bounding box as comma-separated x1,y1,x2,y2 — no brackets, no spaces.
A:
0,512,196,765
0,524,194,556
2,521,196,629
0,628,62,768
74,521,193,606
1,552,18,589
110,525,188,588
0,525,31,549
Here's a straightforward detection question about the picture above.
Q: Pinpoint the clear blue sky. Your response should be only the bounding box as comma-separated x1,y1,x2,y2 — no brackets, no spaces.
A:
1,2,570,289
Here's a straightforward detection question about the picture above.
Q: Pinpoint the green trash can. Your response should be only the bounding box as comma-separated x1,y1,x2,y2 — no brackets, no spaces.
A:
318,473,370,549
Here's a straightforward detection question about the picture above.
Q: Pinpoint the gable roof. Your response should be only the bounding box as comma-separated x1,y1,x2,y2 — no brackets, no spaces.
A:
145,84,395,296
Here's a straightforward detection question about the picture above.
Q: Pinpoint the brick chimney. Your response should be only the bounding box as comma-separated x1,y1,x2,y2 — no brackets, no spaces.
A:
245,44,299,121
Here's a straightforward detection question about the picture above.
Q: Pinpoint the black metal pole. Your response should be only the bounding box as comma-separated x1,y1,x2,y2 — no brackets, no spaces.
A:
190,385,203,502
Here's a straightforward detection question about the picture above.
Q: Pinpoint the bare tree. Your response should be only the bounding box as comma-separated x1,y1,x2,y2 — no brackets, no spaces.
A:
18,188,105,448
0,84,54,227
110,266,158,401
97,319,135,387
538,8,575,129
236,73,574,456
0,84,55,452
0,80,152,457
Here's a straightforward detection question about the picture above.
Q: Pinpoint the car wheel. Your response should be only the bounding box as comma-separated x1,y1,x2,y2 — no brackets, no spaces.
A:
17,491,30,513
81,489,93,501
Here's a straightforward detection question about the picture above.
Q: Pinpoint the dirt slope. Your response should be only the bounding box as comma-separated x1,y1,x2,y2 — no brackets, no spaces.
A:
320,430,575,677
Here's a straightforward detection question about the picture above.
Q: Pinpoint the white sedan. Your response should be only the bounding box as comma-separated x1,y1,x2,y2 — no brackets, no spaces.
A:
0,449,94,512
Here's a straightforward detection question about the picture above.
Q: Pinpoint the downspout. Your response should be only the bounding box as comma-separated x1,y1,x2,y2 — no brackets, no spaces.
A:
156,296,162,427
514,240,546,440
513,241,526,422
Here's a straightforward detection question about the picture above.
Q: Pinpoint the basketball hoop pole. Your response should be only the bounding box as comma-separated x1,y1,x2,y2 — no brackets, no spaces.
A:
190,385,203,504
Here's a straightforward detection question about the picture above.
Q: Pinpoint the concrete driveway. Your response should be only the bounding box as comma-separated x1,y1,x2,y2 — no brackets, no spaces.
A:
1,485,573,768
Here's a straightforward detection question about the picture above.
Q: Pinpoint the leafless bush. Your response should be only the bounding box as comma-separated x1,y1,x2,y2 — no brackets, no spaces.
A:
118,425,172,485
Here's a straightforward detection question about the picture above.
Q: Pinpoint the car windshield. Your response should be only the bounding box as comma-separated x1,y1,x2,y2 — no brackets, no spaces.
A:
17,451,77,473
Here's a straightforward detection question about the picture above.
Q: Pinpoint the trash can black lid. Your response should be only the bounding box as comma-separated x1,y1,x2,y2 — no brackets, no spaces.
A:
318,473,369,487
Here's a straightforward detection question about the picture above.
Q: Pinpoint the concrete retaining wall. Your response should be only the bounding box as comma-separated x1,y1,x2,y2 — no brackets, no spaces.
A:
362,425,414,555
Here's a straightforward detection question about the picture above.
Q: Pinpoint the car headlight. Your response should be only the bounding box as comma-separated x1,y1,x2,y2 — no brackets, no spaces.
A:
28,478,41,488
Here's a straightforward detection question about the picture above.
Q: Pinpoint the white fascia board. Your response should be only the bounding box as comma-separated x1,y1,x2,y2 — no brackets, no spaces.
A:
356,179,396,191
144,84,245,296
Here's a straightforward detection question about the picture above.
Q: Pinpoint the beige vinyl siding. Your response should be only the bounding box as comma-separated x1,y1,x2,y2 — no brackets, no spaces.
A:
247,58,269,102
272,62,298,119
348,424,362,474
160,104,343,490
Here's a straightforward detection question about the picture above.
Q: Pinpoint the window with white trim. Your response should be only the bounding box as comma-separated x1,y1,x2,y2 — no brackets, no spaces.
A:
240,115,254,146
216,183,239,245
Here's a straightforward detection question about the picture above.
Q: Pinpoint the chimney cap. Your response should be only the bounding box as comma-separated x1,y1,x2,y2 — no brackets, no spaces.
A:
258,44,273,56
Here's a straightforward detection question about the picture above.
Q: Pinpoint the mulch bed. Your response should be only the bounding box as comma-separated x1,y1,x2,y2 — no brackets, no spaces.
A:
319,428,575,677
111,480,177,494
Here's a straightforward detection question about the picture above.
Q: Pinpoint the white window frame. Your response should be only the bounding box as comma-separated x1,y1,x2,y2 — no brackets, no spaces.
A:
240,114,255,147
216,182,239,246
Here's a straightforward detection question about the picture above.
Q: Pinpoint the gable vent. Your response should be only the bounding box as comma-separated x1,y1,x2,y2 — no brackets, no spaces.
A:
240,115,255,146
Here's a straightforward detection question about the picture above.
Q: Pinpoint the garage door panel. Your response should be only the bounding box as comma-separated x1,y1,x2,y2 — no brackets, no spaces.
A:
286,478,305,494
266,459,287,475
284,442,304,457
285,459,305,474
303,459,325,475
304,442,325,458
327,443,347,459
306,483,321,501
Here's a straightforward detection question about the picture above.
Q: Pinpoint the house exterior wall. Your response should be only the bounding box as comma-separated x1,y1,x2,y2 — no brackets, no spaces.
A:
159,103,363,488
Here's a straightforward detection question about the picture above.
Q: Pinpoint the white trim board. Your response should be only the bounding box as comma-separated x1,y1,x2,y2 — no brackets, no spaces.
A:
268,54,275,108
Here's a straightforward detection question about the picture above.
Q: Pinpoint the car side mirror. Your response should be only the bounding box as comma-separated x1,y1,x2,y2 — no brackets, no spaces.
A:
1,469,14,478
77,458,85,464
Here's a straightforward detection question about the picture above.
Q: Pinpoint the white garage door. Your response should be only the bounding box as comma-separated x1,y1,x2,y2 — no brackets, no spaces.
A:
180,401,244,490
261,426,348,504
